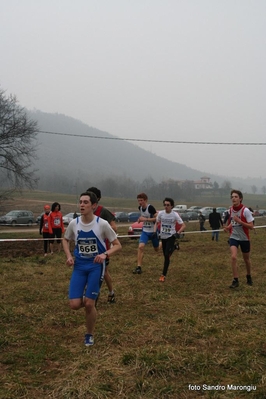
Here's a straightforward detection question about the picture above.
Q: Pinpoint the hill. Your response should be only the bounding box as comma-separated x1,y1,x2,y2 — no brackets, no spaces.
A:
28,110,262,194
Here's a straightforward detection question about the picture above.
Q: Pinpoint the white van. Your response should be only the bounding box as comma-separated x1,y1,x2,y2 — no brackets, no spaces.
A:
173,204,187,211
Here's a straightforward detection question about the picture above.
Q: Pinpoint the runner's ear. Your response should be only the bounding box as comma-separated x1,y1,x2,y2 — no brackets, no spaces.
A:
92,203,97,212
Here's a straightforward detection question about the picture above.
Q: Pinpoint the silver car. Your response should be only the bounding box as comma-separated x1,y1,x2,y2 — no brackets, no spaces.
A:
0,210,34,226
63,212,80,225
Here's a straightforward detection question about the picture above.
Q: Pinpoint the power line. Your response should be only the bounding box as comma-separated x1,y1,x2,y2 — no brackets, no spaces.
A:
38,130,266,146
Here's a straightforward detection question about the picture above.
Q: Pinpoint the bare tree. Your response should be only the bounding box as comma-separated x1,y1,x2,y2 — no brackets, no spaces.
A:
213,181,219,196
0,89,38,199
261,186,266,195
221,180,232,196
181,180,196,201
251,185,257,195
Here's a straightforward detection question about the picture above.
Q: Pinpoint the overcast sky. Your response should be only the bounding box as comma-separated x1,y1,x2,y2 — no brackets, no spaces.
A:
1,0,266,181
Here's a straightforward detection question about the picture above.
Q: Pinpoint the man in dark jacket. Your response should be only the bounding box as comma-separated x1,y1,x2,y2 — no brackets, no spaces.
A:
209,208,223,241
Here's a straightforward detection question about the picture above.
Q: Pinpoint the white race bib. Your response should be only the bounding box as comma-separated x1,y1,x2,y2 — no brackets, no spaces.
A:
78,238,98,257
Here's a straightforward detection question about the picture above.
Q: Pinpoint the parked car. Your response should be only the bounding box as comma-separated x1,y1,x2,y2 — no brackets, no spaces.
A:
172,205,187,211
187,206,202,212
199,207,213,219
0,210,34,226
186,211,200,221
36,213,44,224
63,212,80,225
252,210,260,217
174,210,189,222
258,209,266,216
216,207,227,215
128,212,141,222
128,221,143,237
114,212,129,222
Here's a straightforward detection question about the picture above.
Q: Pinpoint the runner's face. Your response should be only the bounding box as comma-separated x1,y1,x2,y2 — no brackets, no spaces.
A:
163,202,172,213
79,196,95,215
231,193,241,206
138,198,147,207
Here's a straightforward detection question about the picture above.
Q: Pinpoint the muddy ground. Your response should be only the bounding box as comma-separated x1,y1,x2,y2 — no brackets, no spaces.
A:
0,239,47,258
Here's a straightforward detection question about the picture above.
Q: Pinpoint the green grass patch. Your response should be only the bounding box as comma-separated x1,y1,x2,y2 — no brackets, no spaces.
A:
1,219,266,398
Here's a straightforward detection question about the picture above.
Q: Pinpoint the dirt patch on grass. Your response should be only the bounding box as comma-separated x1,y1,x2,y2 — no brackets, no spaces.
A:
0,240,41,258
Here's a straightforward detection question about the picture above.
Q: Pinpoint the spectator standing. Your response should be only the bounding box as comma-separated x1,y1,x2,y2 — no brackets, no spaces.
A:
223,210,230,225
224,189,254,288
133,192,159,274
209,208,223,241
50,202,65,254
199,212,206,231
63,191,121,346
155,198,186,282
39,204,53,256
87,186,117,303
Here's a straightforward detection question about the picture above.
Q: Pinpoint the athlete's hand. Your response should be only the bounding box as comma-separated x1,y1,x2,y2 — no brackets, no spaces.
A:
94,253,107,264
138,216,147,222
66,256,74,266
233,215,241,224
223,225,230,232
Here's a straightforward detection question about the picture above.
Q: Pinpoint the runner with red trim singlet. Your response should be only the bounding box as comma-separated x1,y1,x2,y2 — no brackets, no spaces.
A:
87,187,117,303
224,190,254,288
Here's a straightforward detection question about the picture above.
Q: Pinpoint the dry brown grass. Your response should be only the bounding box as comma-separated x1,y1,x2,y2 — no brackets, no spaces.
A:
1,219,266,398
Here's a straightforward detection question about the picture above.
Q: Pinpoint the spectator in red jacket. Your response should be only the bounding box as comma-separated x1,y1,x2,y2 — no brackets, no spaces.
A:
50,202,65,254
39,204,53,256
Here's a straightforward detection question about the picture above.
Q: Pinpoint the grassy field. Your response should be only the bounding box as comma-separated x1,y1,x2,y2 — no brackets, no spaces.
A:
1,215,266,398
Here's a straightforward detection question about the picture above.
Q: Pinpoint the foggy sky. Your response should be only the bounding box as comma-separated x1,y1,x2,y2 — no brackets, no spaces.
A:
1,0,266,181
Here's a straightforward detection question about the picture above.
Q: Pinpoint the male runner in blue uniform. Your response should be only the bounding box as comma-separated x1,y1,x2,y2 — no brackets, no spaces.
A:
63,191,122,346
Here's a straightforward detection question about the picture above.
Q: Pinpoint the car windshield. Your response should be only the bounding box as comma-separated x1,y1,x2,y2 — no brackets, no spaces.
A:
6,211,18,216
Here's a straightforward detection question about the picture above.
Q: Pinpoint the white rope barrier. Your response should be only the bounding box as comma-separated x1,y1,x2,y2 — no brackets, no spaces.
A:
0,225,265,242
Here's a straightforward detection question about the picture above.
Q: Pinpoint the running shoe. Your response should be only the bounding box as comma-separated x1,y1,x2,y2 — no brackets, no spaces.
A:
84,334,94,346
107,292,115,303
133,266,142,274
246,275,253,286
229,279,239,288
159,275,165,282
